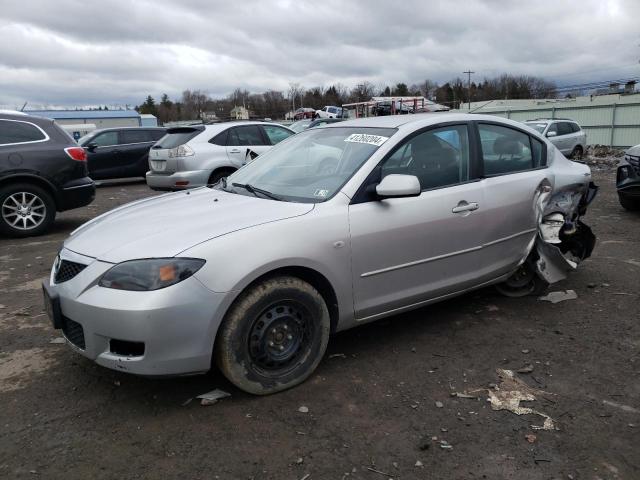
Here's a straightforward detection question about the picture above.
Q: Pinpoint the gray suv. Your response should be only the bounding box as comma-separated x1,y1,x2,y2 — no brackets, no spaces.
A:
524,119,586,159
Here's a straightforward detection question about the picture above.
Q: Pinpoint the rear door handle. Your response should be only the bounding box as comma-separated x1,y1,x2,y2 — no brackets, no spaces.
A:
452,201,479,213
229,149,241,154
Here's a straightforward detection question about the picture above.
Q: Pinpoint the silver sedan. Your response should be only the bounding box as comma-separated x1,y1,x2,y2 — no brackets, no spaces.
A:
43,113,597,395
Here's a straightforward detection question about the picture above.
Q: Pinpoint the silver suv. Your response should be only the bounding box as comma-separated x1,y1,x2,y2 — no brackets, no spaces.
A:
524,119,586,159
146,121,294,190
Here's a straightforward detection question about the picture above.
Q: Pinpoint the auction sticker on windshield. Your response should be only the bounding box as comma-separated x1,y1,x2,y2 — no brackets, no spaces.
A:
344,133,389,147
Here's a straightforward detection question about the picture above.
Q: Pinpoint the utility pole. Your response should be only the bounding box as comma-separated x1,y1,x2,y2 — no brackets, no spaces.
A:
463,70,475,110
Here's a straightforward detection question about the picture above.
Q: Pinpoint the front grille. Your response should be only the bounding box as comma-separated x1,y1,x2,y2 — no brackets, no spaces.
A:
55,260,87,283
62,316,85,349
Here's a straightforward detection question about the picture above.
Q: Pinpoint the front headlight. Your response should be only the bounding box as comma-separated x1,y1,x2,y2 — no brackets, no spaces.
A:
99,258,205,291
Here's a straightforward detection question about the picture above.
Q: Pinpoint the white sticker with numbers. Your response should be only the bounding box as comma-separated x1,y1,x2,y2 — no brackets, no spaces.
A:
344,133,389,147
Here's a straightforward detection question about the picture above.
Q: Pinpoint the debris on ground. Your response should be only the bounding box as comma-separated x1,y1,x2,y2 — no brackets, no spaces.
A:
415,460,423,467
521,349,530,354
196,389,230,406
181,398,193,407
298,406,309,413
366,466,392,477
602,399,640,414
451,391,481,399
328,353,346,359
517,364,534,374
487,369,556,431
417,436,431,450
435,401,443,408
539,290,578,304
525,434,537,443
49,337,65,344
295,457,304,465
439,440,453,450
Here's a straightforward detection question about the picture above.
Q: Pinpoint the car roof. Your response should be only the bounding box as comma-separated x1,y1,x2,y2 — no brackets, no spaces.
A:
202,121,293,134
90,126,166,134
324,112,544,132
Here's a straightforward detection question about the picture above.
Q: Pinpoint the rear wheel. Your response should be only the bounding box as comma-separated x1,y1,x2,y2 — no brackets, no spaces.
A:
619,193,640,211
570,145,584,160
215,276,330,395
0,183,56,237
496,263,548,298
208,168,235,186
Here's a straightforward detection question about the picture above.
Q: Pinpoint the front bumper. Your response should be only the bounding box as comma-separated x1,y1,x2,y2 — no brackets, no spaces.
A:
44,249,228,376
145,169,210,190
616,165,640,198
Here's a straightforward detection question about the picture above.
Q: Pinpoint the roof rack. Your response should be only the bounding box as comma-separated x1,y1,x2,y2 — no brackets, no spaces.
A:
526,118,574,122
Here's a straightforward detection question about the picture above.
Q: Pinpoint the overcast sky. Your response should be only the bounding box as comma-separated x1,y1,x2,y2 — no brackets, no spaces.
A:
1,0,639,109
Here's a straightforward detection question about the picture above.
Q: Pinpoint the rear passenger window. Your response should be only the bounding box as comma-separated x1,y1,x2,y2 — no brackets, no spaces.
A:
0,120,46,145
122,130,150,144
228,126,265,146
262,125,293,145
479,124,534,175
149,130,166,141
570,123,581,133
209,129,228,146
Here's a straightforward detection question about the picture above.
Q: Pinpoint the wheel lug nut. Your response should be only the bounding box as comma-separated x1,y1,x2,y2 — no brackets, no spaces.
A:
278,345,284,351
271,328,276,334
284,325,288,330
268,341,274,347
287,334,293,340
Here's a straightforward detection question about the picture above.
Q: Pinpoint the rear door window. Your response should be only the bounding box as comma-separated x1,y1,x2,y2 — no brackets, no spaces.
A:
154,128,202,149
0,120,47,145
478,124,535,175
261,125,293,145
148,130,167,141
570,123,581,133
227,126,265,146
209,129,228,146
122,130,151,144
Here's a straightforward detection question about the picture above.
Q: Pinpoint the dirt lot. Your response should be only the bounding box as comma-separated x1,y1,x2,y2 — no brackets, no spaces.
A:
0,171,638,480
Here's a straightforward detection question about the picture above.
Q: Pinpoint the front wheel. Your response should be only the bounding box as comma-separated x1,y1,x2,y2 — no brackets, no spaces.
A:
215,276,330,395
570,145,583,160
0,183,56,237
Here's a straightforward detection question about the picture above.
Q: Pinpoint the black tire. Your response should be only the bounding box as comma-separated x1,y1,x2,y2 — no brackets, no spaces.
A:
208,168,235,186
495,263,549,298
619,193,640,211
0,183,56,238
570,145,583,160
215,276,330,395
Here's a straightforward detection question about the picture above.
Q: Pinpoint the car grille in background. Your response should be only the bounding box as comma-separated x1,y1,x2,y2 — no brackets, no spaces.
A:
62,316,86,349
627,155,640,174
54,260,87,283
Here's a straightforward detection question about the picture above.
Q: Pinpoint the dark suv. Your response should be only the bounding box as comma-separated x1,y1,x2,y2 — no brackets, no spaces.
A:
0,112,95,237
78,127,166,180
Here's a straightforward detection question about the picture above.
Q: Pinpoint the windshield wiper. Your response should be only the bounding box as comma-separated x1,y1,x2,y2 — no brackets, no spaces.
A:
232,182,282,201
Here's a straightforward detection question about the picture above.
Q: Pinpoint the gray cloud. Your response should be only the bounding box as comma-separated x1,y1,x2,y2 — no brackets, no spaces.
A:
1,0,639,108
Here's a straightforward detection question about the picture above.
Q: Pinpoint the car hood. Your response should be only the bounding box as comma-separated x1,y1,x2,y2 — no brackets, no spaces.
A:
64,188,314,263
626,144,640,156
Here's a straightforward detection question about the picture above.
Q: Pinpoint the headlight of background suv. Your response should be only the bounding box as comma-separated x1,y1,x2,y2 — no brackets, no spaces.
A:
99,258,205,291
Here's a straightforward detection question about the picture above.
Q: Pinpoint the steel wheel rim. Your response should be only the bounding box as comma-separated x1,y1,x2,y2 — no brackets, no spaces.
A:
247,301,313,376
1,192,47,231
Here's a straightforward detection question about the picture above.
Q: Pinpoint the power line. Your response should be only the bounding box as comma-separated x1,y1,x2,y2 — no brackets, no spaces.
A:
463,70,474,110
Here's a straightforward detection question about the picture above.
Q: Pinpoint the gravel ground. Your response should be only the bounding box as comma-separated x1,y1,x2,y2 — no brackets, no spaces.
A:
0,171,638,480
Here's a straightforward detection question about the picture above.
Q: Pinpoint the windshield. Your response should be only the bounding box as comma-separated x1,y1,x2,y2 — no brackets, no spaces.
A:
223,126,396,203
289,120,312,133
525,122,547,134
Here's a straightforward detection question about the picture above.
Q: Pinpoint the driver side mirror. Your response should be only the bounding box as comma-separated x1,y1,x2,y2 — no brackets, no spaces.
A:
86,142,98,152
546,131,557,138
375,174,421,199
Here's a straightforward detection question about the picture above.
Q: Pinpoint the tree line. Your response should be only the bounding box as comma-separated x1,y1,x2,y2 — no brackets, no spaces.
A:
136,74,556,123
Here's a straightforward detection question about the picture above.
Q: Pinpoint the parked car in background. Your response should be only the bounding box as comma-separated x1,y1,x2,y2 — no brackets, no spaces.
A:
45,114,596,395
524,119,586,159
78,127,166,180
373,101,413,116
289,119,313,133
293,108,315,120
0,112,94,237
146,121,294,190
616,143,640,211
314,106,348,119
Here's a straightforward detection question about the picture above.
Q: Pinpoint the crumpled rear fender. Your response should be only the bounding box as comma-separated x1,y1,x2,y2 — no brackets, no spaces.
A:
533,181,598,284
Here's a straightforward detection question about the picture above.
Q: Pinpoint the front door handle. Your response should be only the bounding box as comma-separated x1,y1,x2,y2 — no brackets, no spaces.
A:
229,149,241,154
452,201,479,214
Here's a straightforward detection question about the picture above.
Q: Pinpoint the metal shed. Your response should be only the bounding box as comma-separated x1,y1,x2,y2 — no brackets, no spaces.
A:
25,110,142,129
